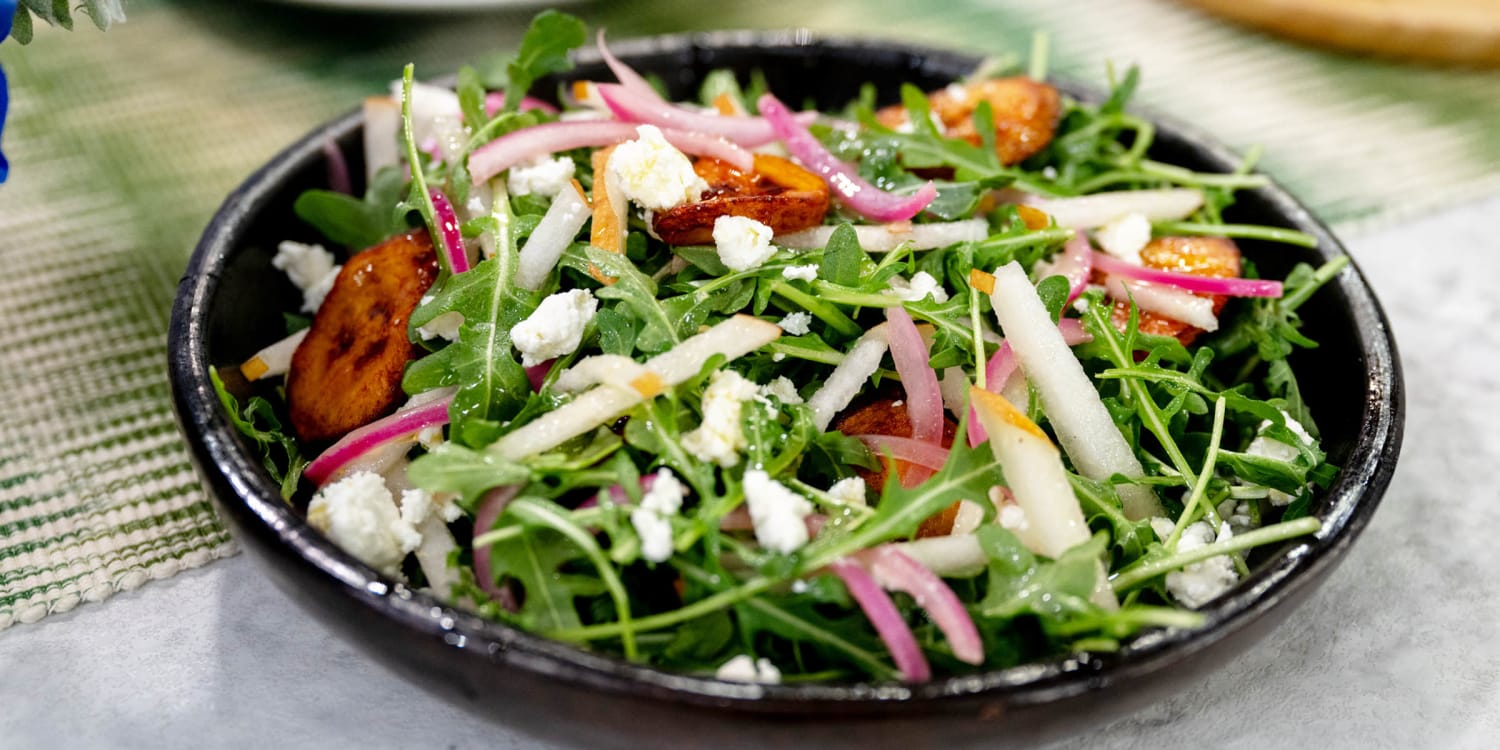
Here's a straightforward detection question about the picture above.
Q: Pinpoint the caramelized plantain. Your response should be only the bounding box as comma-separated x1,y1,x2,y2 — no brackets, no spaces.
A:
834,396,961,538
287,232,439,444
877,77,1061,166
1106,235,1243,346
651,154,830,246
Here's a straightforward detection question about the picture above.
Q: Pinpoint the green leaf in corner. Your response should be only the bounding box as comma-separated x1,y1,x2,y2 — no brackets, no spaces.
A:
818,224,865,287
406,443,531,506
501,11,587,116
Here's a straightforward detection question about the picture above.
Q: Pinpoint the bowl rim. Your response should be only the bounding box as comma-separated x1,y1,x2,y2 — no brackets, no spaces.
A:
168,29,1404,714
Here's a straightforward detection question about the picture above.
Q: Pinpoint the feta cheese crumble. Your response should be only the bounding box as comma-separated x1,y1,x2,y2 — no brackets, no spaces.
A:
399,487,462,526
682,370,758,467
715,654,782,684
631,469,689,563
510,289,599,367
826,477,867,507
885,271,950,303
272,241,341,313
608,125,708,210
1245,412,1316,505
713,215,776,272
1151,518,1239,608
742,469,814,554
759,376,804,405
307,471,418,577
416,311,464,342
507,154,576,198
781,264,818,281
1093,212,1152,265
998,504,1030,533
778,312,812,336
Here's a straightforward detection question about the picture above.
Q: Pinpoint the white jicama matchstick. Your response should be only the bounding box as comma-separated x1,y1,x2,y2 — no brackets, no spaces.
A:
988,261,1163,520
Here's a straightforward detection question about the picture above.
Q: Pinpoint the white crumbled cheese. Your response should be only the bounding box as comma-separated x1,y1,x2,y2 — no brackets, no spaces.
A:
759,376,804,406
507,154,576,198
742,469,814,553
1094,212,1152,265
272,241,341,313
772,352,786,362
682,370,758,466
826,477,867,507
713,215,776,272
884,271,950,303
416,311,464,342
1163,521,1239,608
778,312,812,336
307,471,417,577
998,504,1030,533
510,289,598,367
396,487,461,526
631,469,689,563
715,654,782,684
608,124,708,210
1245,411,1315,505
1041,165,1059,180
782,264,818,282
1218,498,1255,536
1149,516,1176,543
416,425,445,451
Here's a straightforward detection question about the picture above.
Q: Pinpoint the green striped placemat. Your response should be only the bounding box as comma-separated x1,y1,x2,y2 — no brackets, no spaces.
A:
1,0,1495,629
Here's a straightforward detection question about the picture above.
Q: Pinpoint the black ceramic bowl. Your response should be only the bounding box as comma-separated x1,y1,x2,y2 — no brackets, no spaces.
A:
169,32,1403,749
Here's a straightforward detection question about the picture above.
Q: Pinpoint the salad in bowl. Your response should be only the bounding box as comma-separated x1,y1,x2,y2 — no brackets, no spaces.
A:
212,11,1348,687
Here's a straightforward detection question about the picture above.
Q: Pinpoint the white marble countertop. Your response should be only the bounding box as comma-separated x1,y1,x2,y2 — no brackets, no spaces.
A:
4,195,1498,750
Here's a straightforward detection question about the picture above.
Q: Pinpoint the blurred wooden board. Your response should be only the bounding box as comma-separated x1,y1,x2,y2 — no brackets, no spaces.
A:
1181,0,1500,65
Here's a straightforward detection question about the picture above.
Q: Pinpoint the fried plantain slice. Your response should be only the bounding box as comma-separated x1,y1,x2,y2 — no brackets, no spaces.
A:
877,77,1061,166
287,231,439,444
1106,235,1243,346
834,396,961,538
651,154,830,246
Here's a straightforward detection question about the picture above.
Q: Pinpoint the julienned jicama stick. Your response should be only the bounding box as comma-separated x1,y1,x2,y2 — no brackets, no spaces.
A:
970,386,1117,610
492,315,781,461
988,261,1163,520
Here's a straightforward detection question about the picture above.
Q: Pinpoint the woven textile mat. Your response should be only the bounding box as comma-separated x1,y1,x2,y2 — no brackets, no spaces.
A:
1,0,1495,629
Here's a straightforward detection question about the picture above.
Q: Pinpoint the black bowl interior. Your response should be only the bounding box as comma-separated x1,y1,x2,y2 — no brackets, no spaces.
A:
170,31,1403,748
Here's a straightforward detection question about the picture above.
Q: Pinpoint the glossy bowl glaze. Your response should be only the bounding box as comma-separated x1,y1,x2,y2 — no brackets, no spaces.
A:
168,32,1403,748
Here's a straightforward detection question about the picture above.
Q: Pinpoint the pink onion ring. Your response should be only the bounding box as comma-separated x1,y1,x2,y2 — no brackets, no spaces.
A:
524,360,553,392
830,559,931,682
483,92,561,118
1049,232,1093,303
758,92,937,223
469,120,751,184
853,434,949,473
861,546,984,665
428,189,470,274
304,394,454,486
1091,251,1282,297
473,485,521,610
598,84,818,149
596,30,661,100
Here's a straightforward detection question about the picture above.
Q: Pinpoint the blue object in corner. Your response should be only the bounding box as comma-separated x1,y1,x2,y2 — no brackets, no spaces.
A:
0,0,14,183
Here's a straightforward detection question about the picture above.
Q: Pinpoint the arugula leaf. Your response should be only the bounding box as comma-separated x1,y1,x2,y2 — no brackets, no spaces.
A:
563,244,681,353
484,519,586,632
1034,274,1070,323
976,526,1103,622
293,166,407,249
406,442,531,505
210,368,307,501
500,11,587,117
403,255,537,447
818,224,865,286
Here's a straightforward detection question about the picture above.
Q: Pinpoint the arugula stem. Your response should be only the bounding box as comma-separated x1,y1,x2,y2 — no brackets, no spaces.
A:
548,575,775,641
975,227,1074,253
401,66,451,275
1131,159,1272,189
1110,516,1321,592
1282,256,1350,311
677,562,899,680
1050,605,1205,636
771,281,862,338
1165,397,1226,550
508,498,638,660
474,505,607,547
1152,221,1317,248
